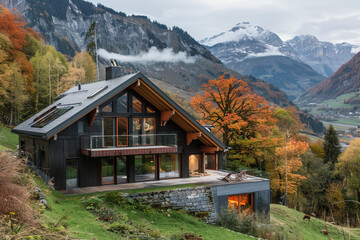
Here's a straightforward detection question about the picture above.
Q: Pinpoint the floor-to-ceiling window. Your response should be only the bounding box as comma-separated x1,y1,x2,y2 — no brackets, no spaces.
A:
228,193,254,216
116,157,127,183
134,155,156,181
102,158,115,184
103,117,115,147
132,118,156,146
159,154,180,179
66,158,78,189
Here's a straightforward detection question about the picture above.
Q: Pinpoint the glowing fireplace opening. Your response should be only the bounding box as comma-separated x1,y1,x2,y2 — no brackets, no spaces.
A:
228,193,254,215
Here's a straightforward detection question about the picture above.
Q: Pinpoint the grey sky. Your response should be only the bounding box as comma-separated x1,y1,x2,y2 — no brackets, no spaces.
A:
88,0,360,45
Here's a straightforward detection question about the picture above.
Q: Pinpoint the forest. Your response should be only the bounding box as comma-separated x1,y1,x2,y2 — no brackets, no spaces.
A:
191,75,360,227
0,6,96,126
1,5,359,229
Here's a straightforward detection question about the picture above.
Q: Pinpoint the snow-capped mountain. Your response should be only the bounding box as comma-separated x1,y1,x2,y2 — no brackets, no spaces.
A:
201,22,359,99
201,22,359,77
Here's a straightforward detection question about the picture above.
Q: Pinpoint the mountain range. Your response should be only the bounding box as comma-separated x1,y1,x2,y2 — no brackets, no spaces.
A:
201,22,359,99
299,51,360,103
2,0,325,133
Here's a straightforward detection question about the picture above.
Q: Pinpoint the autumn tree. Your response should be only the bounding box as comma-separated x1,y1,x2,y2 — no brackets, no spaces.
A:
324,124,341,170
336,138,360,223
273,107,302,206
30,44,68,112
0,7,40,124
272,139,308,205
191,75,273,146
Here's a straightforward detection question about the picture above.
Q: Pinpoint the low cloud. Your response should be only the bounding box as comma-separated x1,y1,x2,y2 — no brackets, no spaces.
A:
98,47,196,64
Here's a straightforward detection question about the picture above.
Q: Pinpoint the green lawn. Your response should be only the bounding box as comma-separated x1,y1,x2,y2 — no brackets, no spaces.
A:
271,204,360,240
35,177,252,239
0,124,18,150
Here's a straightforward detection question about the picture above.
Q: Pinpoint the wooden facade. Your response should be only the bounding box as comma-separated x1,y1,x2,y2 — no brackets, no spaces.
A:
16,72,225,190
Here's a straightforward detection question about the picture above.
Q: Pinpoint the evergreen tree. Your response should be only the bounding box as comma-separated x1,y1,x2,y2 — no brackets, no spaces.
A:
323,124,341,169
85,21,96,61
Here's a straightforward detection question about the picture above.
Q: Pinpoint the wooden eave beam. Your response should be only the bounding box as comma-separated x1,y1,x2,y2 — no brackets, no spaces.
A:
200,146,219,153
187,132,201,145
161,110,175,126
88,108,97,126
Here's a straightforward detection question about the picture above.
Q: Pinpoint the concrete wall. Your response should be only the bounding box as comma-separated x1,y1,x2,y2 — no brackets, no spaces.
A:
211,180,271,215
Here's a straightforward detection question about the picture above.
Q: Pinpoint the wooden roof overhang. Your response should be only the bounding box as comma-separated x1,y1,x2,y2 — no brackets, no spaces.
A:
131,79,224,151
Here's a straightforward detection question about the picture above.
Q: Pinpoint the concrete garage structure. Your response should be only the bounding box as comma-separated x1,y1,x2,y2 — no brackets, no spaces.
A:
211,176,271,215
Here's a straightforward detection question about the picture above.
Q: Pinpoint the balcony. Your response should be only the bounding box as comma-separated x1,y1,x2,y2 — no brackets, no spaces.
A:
80,134,178,157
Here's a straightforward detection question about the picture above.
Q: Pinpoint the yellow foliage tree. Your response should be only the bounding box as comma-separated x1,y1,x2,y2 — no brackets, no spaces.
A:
272,139,308,195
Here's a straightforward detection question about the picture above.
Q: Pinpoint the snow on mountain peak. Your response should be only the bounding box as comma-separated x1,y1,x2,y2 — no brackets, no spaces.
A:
200,22,274,47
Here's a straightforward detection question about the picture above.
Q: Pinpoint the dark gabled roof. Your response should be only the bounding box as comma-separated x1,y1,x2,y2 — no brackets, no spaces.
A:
12,72,226,150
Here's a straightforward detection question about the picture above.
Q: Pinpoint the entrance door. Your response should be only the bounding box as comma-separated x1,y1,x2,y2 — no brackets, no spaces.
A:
102,158,115,184
205,154,216,170
189,154,202,174
66,158,78,189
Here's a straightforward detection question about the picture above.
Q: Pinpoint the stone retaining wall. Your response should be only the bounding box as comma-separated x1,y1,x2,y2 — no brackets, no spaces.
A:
126,186,217,223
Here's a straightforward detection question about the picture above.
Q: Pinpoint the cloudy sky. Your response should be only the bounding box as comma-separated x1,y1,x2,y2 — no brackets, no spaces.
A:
88,0,360,45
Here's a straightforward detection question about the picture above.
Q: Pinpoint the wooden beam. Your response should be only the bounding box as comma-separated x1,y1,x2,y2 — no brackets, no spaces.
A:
88,108,97,126
161,110,175,126
200,146,219,153
187,132,201,145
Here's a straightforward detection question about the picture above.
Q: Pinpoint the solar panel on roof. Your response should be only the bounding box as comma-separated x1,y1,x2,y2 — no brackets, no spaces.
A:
31,106,73,128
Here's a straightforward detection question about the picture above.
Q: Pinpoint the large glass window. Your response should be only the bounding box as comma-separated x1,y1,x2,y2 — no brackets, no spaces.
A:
116,157,127,183
132,96,142,113
102,158,115,184
159,154,180,178
132,118,156,146
144,118,155,145
133,118,142,146
117,93,127,113
228,193,253,216
135,155,155,181
66,158,78,189
117,117,128,146
101,102,113,112
103,118,115,147
205,154,216,170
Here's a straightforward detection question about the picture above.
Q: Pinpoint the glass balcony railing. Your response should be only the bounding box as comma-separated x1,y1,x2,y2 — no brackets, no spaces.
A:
81,134,177,150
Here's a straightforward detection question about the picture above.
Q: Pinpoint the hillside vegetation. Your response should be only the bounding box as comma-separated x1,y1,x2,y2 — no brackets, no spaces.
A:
271,204,360,240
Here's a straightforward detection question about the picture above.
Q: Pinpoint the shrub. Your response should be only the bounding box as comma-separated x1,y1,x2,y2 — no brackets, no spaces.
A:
216,211,284,239
148,229,161,238
81,196,104,210
109,221,133,233
95,207,117,222
0,152,35,223
102,192,123,205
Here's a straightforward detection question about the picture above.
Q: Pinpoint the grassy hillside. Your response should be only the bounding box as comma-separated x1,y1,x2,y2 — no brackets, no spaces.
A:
34,177,253,240
271,204,360,240
0,124,18,150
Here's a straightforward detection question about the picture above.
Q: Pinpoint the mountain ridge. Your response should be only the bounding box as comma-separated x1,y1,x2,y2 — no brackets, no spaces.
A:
201,22,359,78
299,51,360,103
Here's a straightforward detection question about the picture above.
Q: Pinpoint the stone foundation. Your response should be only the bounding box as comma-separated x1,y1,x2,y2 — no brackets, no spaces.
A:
126,186,217,223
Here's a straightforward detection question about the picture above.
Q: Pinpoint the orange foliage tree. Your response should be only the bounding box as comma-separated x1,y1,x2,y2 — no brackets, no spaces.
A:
191,75,274,147
272,139,308,195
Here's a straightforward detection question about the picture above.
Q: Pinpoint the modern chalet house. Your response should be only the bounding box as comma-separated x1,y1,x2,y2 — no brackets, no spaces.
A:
12,68,227,190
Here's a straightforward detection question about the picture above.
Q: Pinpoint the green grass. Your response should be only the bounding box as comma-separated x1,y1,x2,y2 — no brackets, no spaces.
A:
35,177,251,239
271,204,360,240
35,174,360,240
0,124,18,150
